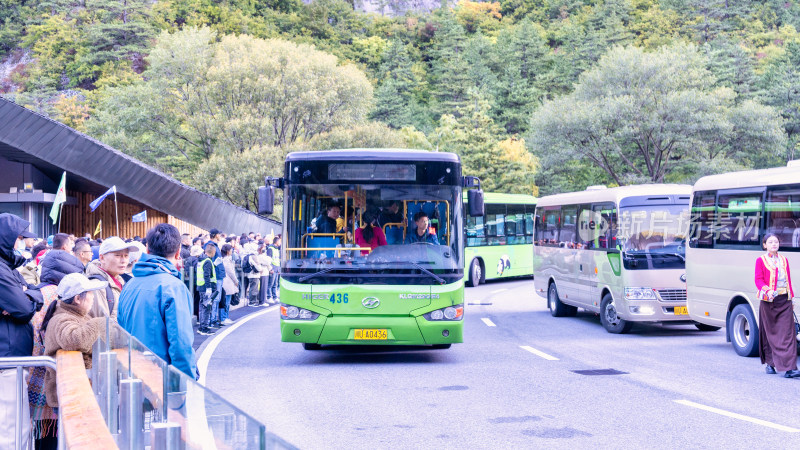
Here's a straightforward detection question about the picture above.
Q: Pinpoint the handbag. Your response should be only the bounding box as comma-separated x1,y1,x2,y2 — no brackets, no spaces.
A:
794,311,800,339
230,292,240,306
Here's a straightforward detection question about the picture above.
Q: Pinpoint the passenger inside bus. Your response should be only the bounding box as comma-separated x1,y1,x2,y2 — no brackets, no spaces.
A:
314,204,340,234
378,201,405,227
355,209,387,255
405,211,439,244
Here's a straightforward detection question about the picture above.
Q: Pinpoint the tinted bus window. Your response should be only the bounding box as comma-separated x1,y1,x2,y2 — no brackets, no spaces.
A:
466,214,486,247
690,191,715,248
717,192,761,246
536,207,560,246
485,204,506,245
765,186,800,250
560,205,578,247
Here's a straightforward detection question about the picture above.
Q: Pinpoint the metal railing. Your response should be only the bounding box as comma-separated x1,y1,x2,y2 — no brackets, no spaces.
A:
0,356,64,450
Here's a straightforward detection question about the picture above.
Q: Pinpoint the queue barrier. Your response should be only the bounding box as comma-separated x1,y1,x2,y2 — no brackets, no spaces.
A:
1,315,295,449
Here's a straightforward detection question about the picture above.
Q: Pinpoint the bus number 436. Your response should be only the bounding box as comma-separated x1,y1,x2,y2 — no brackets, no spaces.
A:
330,293,349,304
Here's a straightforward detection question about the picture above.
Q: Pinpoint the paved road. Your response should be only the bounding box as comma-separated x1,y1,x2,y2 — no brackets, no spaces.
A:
203,279,800,448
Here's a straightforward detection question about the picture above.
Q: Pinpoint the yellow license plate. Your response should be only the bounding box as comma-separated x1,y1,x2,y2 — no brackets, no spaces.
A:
354,329,388,340
674,306,688,316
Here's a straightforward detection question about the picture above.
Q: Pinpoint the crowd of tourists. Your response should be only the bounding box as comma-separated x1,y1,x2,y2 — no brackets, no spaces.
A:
0,211,278,449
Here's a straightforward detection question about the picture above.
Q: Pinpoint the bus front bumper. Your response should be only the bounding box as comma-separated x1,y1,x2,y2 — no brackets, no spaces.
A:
281,315,463,345
619,300,691,322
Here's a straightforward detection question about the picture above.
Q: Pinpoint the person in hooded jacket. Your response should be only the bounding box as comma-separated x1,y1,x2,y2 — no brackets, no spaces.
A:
0,213,39,449
117,224,197,378
27,249,84,449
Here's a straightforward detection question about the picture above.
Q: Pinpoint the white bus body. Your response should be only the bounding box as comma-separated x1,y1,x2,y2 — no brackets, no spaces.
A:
687,165,800,357
534,185,693,334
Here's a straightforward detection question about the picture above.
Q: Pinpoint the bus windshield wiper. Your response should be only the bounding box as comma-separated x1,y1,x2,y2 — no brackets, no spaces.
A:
385,261,445,284
298,266,360,282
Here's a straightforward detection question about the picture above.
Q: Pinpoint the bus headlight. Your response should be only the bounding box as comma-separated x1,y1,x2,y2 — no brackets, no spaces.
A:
624,287,656,300
281,304,320,320
423,305,463,321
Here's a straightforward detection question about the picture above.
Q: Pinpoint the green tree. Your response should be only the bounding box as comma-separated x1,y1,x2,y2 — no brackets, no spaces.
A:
300,121,416,150
193,144,286,220
493,19,547,134
88,27,374,178
704,37,757,103
436,89,537,193
370,41,424,129
760,41,800,161
528,44,786,187
428,10,472,119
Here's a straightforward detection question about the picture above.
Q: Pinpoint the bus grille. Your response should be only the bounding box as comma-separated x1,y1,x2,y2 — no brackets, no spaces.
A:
657,289,686,302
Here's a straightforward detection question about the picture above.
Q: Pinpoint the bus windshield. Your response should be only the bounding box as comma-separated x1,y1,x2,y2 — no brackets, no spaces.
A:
618,204,689,270
284,183,462,285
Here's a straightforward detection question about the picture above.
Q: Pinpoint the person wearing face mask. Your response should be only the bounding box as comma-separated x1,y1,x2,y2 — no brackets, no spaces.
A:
84,236,138,319
41,273,108,408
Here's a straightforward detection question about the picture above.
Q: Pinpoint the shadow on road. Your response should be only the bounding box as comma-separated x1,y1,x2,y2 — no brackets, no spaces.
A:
296,345,457,365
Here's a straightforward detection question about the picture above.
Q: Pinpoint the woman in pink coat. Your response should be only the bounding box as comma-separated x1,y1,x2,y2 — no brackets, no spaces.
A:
754,233,800,378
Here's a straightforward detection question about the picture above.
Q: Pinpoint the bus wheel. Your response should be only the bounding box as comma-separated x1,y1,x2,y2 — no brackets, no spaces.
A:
729,304,759,357
467,259,482,287
432,344,451,349
548,283,576,317
693,322,721,332
303,343,322,350
600,294,632,334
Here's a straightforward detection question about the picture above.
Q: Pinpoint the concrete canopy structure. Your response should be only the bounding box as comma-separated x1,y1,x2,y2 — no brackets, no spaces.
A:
0,96,280,236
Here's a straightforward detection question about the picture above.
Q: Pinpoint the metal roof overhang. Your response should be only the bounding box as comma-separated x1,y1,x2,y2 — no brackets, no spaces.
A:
0,96,280,235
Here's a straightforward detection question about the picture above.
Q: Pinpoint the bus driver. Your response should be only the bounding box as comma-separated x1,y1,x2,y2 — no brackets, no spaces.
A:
405,211,439,245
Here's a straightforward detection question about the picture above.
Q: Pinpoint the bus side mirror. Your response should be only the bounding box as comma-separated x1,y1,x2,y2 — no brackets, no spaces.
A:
257,186,274,215
468,189,484,217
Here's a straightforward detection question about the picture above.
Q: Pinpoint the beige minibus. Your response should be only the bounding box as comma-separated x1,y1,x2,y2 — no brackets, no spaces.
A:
687,165,800,356
534,185,695,333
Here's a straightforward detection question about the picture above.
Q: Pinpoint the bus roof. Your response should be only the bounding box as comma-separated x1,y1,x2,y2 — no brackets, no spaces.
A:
286,149,460,163
536,184,691,207
462,192,537,204
693,165,800,192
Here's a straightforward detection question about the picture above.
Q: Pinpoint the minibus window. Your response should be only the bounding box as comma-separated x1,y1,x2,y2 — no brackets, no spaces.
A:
765,187,800,250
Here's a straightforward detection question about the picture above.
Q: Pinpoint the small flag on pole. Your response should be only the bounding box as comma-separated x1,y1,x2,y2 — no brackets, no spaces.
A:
94,220,102,237
49,172,66,224
132,210,147,223
89,185,116,212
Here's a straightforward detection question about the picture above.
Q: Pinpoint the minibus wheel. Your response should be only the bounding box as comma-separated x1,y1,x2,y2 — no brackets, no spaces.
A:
729,304,759,357
303,343,322,350
548,283,577,317
467,258,482,287
693,322,721,332
600,294,632,334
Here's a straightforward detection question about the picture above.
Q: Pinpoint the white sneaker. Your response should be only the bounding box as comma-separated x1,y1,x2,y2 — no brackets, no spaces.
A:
221,319,234,325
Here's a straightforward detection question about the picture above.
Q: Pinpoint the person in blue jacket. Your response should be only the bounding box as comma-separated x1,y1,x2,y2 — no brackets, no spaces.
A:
117,223,197,378
404,211,439,244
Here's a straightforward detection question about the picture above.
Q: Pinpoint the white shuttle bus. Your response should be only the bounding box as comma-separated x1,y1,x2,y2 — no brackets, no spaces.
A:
533,185,697,333
687,165,800,357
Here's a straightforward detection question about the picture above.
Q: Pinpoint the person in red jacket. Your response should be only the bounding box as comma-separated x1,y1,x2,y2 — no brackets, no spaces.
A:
754,233,800,378
354,210,387,255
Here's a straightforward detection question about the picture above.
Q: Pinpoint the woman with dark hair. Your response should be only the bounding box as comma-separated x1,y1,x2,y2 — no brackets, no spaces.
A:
355,209,388,255
755,233,800,378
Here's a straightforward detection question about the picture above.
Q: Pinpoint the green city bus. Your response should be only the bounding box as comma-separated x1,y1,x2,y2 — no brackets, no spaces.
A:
258,149,483,349
464,193,537,287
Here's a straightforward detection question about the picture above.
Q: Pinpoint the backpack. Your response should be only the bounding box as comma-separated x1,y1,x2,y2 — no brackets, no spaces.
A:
242,254,255,273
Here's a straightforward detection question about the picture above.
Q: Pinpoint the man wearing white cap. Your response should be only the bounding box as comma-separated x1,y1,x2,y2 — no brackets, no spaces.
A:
85,236,137,319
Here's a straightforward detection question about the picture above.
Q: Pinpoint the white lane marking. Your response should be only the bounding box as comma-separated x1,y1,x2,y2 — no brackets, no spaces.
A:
675,400,800,433
197,306,276,386
519,345,559,361
481,318,496,327
490,288,508,294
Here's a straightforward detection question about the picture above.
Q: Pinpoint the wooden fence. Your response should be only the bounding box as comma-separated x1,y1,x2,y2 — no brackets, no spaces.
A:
61,190,206,239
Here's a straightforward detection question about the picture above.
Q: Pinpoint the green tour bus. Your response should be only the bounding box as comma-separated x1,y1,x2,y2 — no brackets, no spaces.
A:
464,193,537,287
257,149,484,349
